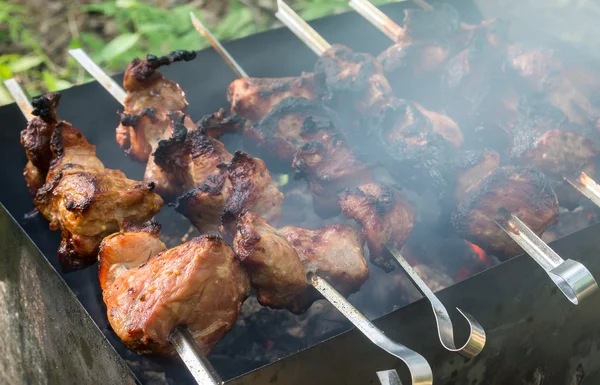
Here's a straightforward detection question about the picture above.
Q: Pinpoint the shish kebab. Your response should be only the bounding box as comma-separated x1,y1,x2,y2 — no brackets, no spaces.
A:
351,0,600,208
272,0,597,304
69,50,434,385
3,79,226,385
8,78,403,384
190,12,486,359
272,0,598,303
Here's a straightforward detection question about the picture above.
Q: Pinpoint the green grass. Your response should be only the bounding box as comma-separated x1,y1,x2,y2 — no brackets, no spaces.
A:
0,0,399,106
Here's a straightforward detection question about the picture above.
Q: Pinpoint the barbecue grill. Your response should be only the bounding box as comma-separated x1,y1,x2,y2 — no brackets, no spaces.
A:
2,1,600,384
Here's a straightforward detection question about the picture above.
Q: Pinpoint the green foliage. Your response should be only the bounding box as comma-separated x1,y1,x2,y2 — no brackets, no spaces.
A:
0,0,404,106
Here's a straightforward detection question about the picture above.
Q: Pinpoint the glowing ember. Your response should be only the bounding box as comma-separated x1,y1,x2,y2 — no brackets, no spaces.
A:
465,240,491,265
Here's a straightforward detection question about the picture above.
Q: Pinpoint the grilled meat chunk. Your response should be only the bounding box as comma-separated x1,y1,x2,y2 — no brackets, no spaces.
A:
30,111,163,271
504,44,599,128
452,166,558,259
222,151,284,232
292,133,373,218
233,210,306,309
117,51,196,162
245,98,340,168
339,183,414,272
280,223,368,313
227,73,321,121
99,224,250,355
20,93,61,195
315,45,393,118
197,108,246,139
153,115,233,193
175,166,231,235
141,113,197,199
453,149,500,201
509,95,600,177
233,211,368,313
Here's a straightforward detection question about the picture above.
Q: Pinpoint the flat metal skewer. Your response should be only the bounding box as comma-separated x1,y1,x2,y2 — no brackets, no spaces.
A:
68,49,127,105
349,0,404,41
33,59,223,384
495,209,598,305
564,172,600,208
312,275,432,385
386,245,486,359
377,369,403,385
189,13,249,78
189,15,432,384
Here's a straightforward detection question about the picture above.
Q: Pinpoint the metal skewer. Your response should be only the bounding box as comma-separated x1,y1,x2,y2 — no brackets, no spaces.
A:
495,209,598,305
276,0,488,358
189,13,432,384
345,0,599,305
386,245,486,359
26,62,222,385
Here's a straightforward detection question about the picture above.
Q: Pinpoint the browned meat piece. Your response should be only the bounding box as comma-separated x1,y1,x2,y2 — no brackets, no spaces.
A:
292,134,373,218
140,112,197,199
99,223,250,355
153,114,233,193
21,93,163,271
117,51,196,162
509,95,600,177
222,151,284,232
452,166,559,259
280,224,368,313
315,45,394,118
453,149,500,201
197,108,246,139
227,73,321,121
116,108,171,161
122,50,196,112
175,166,231,234
232,211,368,313
20,93,60,195
244,98,340,168
233,210,306,309
503,44,599,128
338,183,414,272
551,161,596,211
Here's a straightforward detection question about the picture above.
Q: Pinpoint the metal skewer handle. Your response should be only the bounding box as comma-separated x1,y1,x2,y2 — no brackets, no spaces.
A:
275,0,331,56
495,209,598,304
377,369,403,385
312,275,433,385
386,245,486,359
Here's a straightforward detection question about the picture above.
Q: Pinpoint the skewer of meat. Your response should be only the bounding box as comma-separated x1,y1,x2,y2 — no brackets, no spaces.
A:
189,15,436,380
191,11,485,361
70,49,284,235
4,79,228,385
349,0,600,211
67,43,433,380
6,80,163,272
190,14,414,270
277,0,597,304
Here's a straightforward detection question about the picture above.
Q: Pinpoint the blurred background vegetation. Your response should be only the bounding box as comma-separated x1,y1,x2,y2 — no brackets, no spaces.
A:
0,0,395,106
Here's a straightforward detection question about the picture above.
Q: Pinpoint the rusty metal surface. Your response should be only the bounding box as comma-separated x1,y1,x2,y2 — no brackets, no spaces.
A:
0,205,138,385
227,222,600,385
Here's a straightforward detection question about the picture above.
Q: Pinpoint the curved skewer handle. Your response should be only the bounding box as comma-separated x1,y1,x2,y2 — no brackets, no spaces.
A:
386,245,486,359
495,209,598,304
312,275,433,385
68,49,127,105
275,0,331,56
